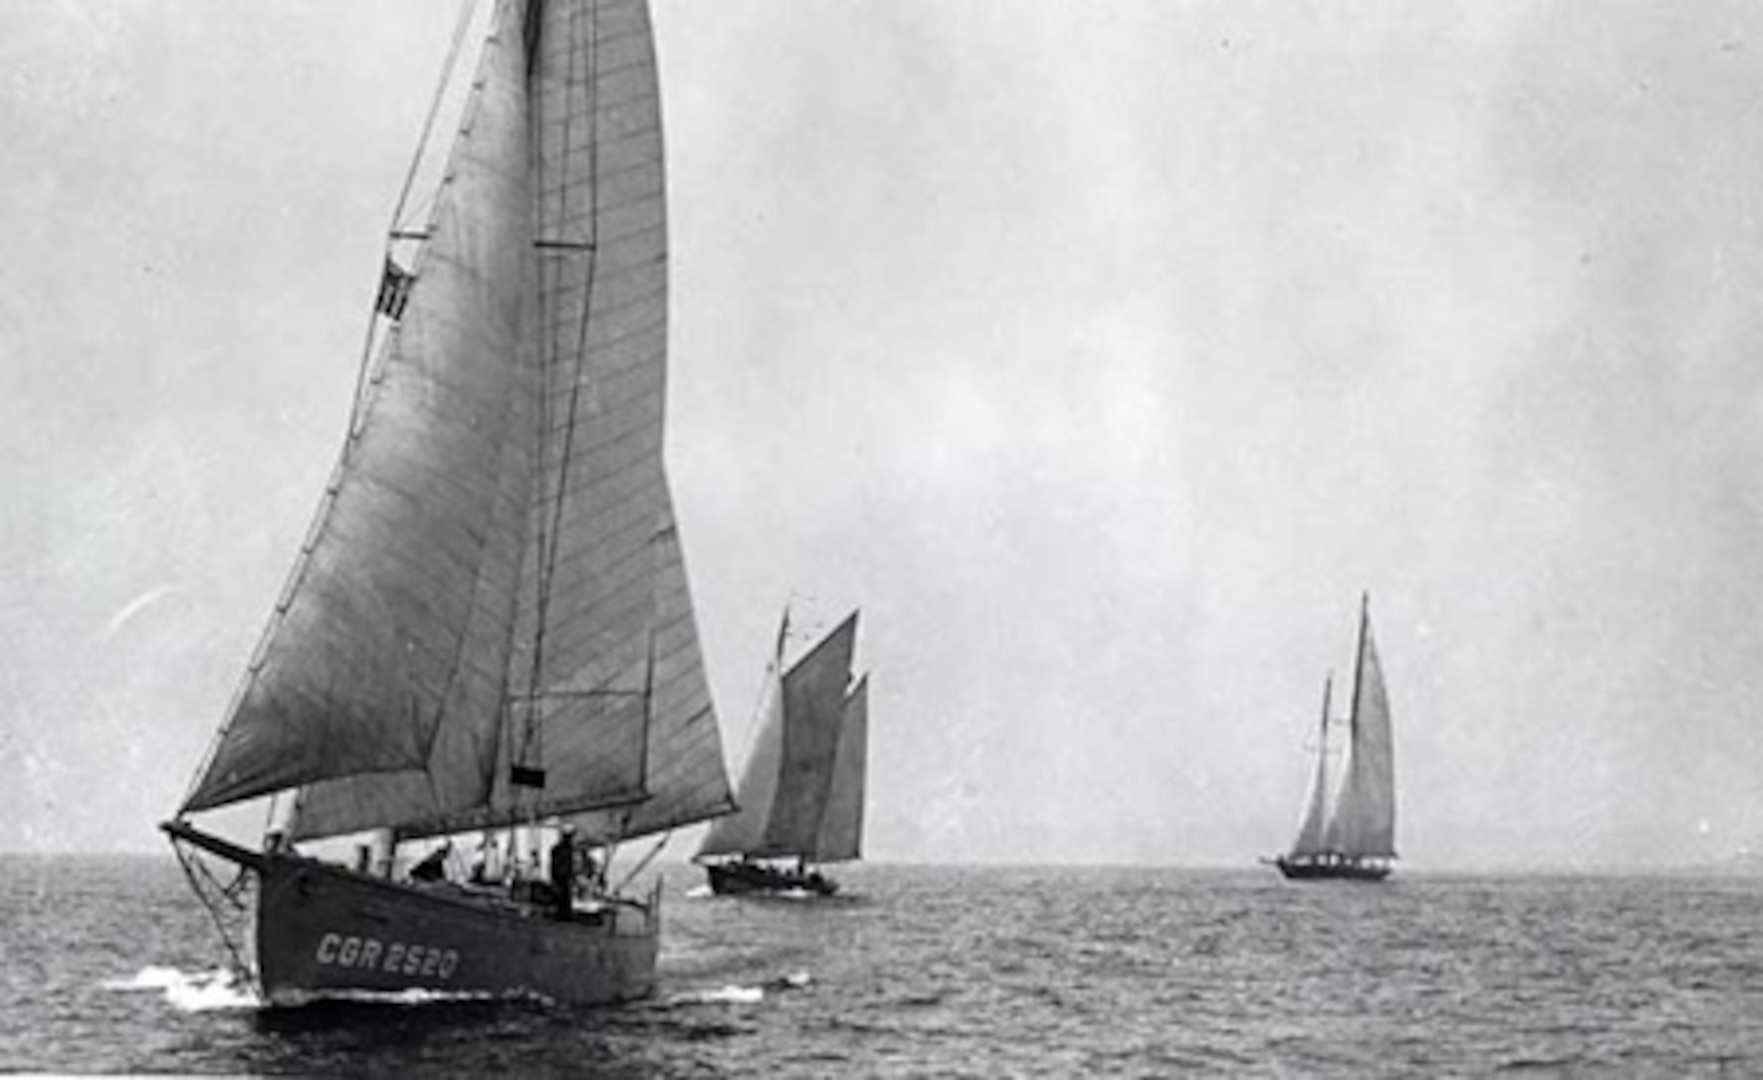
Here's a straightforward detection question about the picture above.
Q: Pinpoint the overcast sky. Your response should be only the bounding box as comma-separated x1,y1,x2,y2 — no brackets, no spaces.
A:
5,0,1763,869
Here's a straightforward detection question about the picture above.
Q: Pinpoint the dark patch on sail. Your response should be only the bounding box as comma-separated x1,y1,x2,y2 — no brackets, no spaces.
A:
375,257,414,320
523,0,547,72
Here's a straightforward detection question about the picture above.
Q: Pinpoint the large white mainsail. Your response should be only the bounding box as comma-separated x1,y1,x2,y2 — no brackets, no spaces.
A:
180,0,733,848
1321,596,1397,858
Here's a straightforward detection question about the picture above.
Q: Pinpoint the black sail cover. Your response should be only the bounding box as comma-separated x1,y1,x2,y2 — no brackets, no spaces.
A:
181,0,735,846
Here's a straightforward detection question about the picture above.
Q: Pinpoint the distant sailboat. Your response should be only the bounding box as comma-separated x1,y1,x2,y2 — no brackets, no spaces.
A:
161,0,738,1005
1270,594,1397,881
695,610,867,896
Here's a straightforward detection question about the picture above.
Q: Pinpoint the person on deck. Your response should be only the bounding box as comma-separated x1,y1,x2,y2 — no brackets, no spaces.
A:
410,842,451,883
469,835,493,885
549,826,576,918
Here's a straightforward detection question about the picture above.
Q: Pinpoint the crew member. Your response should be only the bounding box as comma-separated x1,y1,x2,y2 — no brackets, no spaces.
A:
548,825,576,918
469,834,493,885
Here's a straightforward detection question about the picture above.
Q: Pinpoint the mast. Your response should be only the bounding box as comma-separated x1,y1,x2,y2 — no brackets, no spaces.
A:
1351,592,1368,732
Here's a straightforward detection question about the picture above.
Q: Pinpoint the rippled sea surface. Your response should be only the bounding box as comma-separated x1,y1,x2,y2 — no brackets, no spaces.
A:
4,855,1762,1075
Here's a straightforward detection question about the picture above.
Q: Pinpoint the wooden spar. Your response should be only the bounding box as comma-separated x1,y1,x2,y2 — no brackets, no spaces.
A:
161,819,265,873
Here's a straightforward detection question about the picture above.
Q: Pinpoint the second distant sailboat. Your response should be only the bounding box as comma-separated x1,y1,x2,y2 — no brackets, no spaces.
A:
696,610,868,896
1270,593,1398,881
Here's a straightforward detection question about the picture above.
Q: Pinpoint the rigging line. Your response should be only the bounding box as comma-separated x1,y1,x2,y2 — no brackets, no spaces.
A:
722,624,784,789
172,843,257,992
1349,591,1370,735
706,603,790,821
639,618,657,794
524,0,603,761
612,830,670,894
344,0,481,440
392,0,481,233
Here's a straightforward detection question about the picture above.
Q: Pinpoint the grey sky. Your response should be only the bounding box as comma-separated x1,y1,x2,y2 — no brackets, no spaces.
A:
5,1,1762,868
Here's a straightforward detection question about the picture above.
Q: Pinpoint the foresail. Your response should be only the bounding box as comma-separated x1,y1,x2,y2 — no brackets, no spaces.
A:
1288,674,1332,857
695,642,787,858
1290,749,1331,857
1322,600,1397,858
185,0,537,817
811,674,868,863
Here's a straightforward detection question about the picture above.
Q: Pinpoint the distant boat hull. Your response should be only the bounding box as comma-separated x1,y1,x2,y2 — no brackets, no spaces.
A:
169,823,658,1006
702,860,838,897
1271,855,1392,882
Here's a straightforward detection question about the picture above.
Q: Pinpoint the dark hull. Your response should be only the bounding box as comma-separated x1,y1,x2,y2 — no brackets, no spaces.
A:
169,823,657,1006
1271,855,1391,882
257,854,657,1005
704,861,838,897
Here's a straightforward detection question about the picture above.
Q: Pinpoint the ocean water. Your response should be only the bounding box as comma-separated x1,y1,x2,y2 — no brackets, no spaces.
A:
3,856,1761,1076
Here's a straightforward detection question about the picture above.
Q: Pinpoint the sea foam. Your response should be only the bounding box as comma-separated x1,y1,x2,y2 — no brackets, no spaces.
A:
666,970,812,1007
103,966,260,1012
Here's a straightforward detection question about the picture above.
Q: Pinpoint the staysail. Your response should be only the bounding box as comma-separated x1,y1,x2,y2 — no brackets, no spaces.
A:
1321,596,1397,858
180,0,733,846
690,616,789,857
697,611,865,863
1287,673,1333,858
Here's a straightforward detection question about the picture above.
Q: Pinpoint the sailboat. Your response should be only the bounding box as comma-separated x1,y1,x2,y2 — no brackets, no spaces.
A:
1270,593,1397,881
161,0,738,1006
694,610,868,896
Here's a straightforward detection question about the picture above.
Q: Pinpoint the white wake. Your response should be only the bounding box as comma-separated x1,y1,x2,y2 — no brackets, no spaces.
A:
668,984,766,1005
102,966,261,1012
665,970,812,1007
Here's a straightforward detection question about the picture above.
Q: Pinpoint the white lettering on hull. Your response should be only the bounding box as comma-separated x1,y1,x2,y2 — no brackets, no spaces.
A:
315,932,460,980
